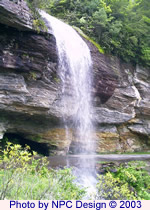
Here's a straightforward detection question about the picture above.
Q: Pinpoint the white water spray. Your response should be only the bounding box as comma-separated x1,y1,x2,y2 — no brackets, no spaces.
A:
40,11,94,154
40,11,96,195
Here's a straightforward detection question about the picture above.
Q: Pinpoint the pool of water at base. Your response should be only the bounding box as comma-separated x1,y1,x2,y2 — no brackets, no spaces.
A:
47,154,150,199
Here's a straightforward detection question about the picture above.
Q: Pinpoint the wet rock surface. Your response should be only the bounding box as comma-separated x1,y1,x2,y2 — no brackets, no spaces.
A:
0,0,150,154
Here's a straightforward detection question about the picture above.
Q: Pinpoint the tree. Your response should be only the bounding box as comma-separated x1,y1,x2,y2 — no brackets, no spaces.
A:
26,0,150,67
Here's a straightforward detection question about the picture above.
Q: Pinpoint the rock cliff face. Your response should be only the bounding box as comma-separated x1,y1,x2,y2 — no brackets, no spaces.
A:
0,0,150,154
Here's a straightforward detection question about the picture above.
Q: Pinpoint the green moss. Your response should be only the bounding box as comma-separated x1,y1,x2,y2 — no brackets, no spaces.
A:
54,77,60,83
73,26,105,54
29,72,37,80
97,160,110,164
30,135,42,142
33,19,48,33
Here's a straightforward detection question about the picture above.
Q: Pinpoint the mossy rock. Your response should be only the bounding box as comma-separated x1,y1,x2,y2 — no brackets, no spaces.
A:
73,26,104,54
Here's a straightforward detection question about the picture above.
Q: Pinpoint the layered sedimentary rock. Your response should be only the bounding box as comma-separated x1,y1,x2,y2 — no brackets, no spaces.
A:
0,0,150,154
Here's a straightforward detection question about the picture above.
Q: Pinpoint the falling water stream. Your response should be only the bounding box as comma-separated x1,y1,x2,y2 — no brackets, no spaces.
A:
40,11,97,197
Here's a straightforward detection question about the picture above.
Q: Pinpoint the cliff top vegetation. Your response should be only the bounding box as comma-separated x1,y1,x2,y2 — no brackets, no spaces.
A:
26,0,150,68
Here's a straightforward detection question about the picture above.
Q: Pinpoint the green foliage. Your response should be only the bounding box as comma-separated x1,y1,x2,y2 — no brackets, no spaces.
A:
97,172,136,200
25,0,48,32
25,0,48,10
33,19,48,33
29,71,37,80
1,143,150,200
96,161,150,200
114,161,150,200
0,143,85,200
29,0,150,68
73,26,104,54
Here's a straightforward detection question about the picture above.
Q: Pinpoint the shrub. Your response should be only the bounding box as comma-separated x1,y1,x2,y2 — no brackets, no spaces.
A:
0,143,85,200
96,161,150,200
25,0,48,33
96,172,136,200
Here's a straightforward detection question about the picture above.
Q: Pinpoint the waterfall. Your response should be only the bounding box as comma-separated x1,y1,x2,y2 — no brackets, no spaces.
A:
40,11,94,155
40,11,96,197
